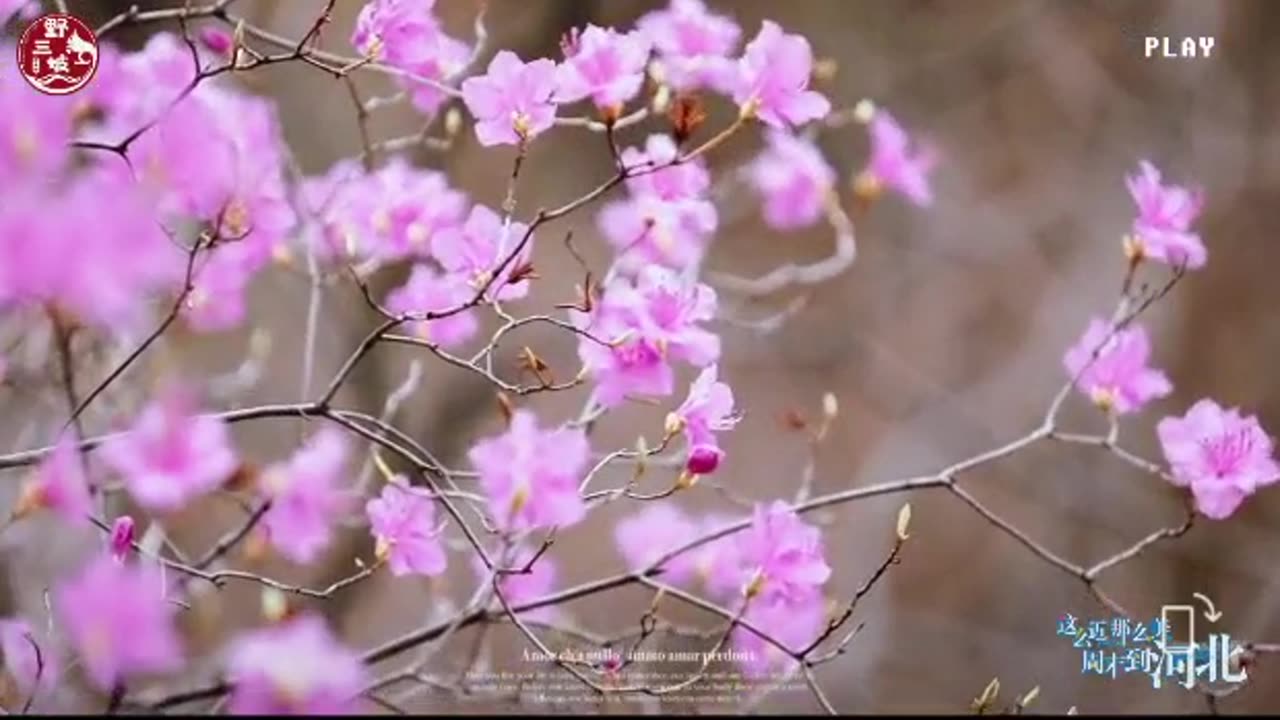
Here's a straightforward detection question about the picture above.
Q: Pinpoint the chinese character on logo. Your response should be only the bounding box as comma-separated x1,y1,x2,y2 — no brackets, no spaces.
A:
15,13,99,95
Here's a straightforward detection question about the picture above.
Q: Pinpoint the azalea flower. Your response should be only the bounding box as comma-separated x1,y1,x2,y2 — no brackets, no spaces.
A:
1062,318,1172,414
468,410,589,531
1157,399,1280,519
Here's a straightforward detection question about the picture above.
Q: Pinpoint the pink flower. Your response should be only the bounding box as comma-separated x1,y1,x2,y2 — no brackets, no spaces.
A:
672,364,739,474
100,387,239,512
1125,160,1207,269
16,434,92,526
736,501,830,604
1062,318,1172,415
613,503,700,585
368,158,469,262
468,410,589,532
614,267,721,364
575,329,673,407
303,159,468,268
461,51,558,146
731,21,830,129
1,1,38,24
749,130,835,229
620,134,711,202
0,618,59,703
597,193,717,273
109,516,136,563
432,204,534,301
0,72,74,185
260,428,351,565
636,0,741,93
366,477,447,577
600,134,717,272
384,265,479,348
352,0,446,65
114,47,297,258
692,514,747,598
184,243,260,333
0,167,182,332
473,546,560,623
732,593,826,679
858,109,937,207
1157,400,1280,520
352,0,471,115
574,267,720,407
55,554,182,691
101,386,239,509
301,160,383,266
555,25,652,112
226,614,366,715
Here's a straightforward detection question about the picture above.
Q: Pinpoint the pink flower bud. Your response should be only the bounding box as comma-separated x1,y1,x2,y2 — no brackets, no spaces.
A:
686,443,723,475
109,516,135,563
198,26,233,56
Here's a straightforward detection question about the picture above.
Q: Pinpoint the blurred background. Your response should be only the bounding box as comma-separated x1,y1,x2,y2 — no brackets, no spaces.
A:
4,0,1280,714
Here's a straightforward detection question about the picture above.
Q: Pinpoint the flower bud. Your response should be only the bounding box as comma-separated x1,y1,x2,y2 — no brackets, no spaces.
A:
685,444,722,475
852,98,877,125
813,58,838,82
1089,387,1116,414
1018,685,1040,709
261,587,289,623
243,528,270,563
599,103,623,126
895,503,912,542
852,171,883,203
109,516,136,563
444,107,463,137
663,412,686,437
374,536,392,563
1122,233,1146,263
12,480,46,520
198,26,233,56
971,677,1000,712
822,392,839,421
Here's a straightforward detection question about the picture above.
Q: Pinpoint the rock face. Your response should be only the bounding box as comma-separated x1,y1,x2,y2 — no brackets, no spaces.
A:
6,0,1279,714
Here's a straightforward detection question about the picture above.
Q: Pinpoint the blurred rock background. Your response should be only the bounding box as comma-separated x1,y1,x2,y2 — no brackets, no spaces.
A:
3,0,1280,713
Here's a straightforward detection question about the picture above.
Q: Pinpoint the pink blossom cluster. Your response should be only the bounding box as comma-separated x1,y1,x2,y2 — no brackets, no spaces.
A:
598,134,719,272
614,500,831,677
0,66,182,331
1124,160,1206,268
573,266,720,408
636,0,741,93
0,31,301,336
352,0,472,115
456,8,832,145
302,159,533,349
1056,163,1280,520
748,129,836,230
468,410,589,532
